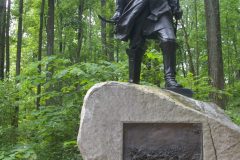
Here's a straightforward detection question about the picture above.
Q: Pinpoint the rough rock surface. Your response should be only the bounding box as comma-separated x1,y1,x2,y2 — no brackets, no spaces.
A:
77,82,240,160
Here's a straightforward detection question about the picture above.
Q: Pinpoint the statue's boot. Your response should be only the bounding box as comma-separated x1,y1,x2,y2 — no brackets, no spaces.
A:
127,47,145,84
161,41,183,88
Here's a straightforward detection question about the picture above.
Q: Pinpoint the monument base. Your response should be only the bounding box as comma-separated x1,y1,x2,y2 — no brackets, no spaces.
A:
78,82,240,160
165,87,194,97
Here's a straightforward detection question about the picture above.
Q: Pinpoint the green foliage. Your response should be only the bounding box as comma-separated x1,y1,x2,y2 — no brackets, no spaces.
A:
0,145,37,160
227,109,240,125
141,49,164,87
0,54,128,159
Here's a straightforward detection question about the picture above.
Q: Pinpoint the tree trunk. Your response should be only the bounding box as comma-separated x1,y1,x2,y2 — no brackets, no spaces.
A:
108,25,114,61
180,19,195,76
0,0,6,80
107,1,115,62
47,0,54,56
56,0,63,54
76,0,84,63
13,0,23,128
194,0,200,76
179,46,187,78
233,27,239,81
16,0,23,77
36,0,45,110
225,13,233,86
88,7,92,62
204,0,225,109
46,0,55,105
236,70,240,81
101,0,107,57
116,41,119,63
58,14,63,54
5,0,10,77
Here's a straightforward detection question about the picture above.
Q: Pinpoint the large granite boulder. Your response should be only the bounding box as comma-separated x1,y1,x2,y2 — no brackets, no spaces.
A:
77,82,240,160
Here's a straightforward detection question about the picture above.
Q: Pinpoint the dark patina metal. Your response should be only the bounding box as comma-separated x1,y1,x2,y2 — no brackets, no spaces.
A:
105,0,194,97
123,123,203,160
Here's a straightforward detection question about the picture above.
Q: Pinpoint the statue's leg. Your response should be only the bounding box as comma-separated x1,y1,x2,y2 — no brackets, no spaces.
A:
127,47,145,84
111,0,125,21
127,31,146,84
157,28,183,88
126,6,149,84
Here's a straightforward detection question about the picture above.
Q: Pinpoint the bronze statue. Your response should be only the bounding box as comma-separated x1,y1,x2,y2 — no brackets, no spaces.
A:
112,0,183,88
99,0,194,96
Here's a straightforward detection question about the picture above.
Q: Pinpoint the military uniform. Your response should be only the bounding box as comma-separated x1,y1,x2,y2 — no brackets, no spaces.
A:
113,0,182,87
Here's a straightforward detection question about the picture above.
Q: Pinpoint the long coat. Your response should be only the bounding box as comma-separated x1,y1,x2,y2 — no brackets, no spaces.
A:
115,0,180,41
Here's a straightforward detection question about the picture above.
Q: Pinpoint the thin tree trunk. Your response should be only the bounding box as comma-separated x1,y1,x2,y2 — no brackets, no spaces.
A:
0,0,6,80
88,7,92,62
16,0,23,77
13,0,23,128
101,0,107,57
108,25,114,61
179,46,187,78
116,41,119,63
233,27,239,82
76,0,84,63
107,1,115,62
180,19,195,76
47,0,54,56
204,0,225,109
36,0,45,110
225,13,232,86
46,0,55,105
5,0,10,77
58,14,63,54
63,34,66,54
56,0,63,54
194,0,200,76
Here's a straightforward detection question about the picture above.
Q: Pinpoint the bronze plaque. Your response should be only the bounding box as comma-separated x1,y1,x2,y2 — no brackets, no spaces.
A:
123,123,203,160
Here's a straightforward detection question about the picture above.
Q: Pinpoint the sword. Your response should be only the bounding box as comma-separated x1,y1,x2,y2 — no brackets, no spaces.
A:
98,15,116,24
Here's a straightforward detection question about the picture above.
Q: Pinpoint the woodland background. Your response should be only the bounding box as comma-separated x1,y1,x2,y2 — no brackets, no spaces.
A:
0,0,240,159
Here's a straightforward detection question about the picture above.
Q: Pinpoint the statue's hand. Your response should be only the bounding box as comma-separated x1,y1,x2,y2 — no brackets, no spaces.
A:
173,8,183,20
111,11,121,22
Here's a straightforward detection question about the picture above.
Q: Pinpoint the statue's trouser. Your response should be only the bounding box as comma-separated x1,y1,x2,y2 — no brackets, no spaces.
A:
127,13,146,84
115,0,124,13
127,47,145,84
128,17,182,87
112,0,125,20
